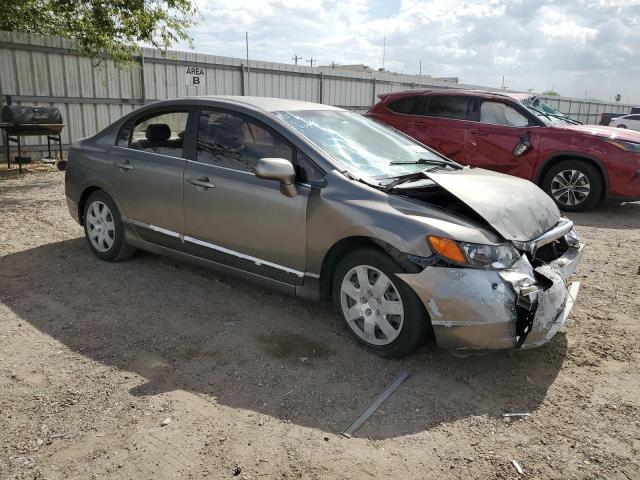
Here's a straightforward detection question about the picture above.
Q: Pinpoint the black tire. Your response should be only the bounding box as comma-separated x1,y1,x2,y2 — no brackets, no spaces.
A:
332,248,429,358
542,160,603,212
83,190,136,261
617,124,627,129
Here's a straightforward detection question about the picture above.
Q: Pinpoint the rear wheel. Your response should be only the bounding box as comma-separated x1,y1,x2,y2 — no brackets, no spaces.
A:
332,249,428,357
542,160,603,212
83,190,136,261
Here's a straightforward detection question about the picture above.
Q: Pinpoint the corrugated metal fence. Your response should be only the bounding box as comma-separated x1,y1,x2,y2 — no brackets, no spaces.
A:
0,31,636,161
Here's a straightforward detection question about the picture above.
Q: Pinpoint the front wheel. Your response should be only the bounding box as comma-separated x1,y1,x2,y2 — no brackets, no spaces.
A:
542,160,603,212
617,124,627,129
332,249,429,357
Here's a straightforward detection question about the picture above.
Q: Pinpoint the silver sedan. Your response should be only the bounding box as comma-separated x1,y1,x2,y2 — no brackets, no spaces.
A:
65,96,583,357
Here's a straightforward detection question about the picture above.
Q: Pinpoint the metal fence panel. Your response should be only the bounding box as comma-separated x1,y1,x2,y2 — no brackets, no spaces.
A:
0,31,636,161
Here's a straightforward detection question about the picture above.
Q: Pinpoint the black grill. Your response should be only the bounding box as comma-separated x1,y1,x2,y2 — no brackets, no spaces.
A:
1,99,66,173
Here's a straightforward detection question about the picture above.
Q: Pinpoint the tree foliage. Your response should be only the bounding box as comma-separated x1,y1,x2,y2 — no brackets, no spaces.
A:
0,0,197,62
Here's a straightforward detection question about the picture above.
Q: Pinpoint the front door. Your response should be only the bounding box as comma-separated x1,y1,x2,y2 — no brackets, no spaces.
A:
464,100,540,179
108,109,191,236
182,109,310,285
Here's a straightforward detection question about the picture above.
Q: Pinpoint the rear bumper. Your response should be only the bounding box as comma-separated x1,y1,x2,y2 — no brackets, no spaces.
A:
397,243,584,350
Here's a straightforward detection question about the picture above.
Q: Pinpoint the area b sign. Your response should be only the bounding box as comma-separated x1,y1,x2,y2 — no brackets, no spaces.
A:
186,66,204,86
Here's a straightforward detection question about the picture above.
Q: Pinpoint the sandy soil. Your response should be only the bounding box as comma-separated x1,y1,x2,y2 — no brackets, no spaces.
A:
1,169,639,479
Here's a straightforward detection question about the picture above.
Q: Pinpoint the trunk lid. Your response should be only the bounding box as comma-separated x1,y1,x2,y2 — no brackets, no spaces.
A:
424,168,560,242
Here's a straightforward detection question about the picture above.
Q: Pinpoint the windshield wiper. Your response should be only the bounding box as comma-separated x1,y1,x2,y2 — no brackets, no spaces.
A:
389,157,462,168
382,171,430,192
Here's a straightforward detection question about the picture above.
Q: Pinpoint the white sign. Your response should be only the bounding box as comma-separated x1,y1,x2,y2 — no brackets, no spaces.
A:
185,66,205,87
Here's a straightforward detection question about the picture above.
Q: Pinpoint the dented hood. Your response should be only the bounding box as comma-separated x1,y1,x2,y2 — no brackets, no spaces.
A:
425,168,561,242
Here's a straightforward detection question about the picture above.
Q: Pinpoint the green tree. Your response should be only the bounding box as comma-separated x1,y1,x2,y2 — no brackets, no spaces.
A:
0,0,197,62
542,90,559,96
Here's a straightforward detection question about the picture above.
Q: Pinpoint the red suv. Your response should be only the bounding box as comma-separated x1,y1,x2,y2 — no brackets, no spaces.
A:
367,89,640,211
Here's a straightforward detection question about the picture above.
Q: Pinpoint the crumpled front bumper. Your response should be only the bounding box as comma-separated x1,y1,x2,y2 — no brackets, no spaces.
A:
397,243,584,350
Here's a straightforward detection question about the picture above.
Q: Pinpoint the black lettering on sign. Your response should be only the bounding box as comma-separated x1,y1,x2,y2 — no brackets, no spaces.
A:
193,77,200,85
186,67,205,75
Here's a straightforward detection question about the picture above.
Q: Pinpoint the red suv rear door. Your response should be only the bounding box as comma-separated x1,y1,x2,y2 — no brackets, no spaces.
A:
465,100,540,179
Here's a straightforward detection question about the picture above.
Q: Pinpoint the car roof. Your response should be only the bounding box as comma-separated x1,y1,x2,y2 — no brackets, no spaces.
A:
383,88,531,102
186,95,344,113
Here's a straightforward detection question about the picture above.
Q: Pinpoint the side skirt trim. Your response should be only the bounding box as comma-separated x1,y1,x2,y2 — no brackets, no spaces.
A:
121,216,308,279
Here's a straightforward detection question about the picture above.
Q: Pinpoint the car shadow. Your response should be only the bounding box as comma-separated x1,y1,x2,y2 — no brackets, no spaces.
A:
568,201,640,230
1,238,567,439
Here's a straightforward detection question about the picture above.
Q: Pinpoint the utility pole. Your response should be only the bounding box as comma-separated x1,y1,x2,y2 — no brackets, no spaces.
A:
501,75,507,90
292,54,302,66
382,27,387,69
306,58,315,68
245,32,250,96
419,60,422,77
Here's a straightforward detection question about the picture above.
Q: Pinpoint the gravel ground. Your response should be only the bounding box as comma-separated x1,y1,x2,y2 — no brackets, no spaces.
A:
1,169,639,479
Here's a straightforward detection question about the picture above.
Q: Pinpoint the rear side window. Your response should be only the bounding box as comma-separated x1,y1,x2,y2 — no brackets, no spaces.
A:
629,115,640,121
118,111,189,158
480,101,529,127
197,110,293,172
386,96,424,115
425,96,473,120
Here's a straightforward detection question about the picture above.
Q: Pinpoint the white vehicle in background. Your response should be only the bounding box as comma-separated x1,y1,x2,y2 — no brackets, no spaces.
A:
610,114,640,132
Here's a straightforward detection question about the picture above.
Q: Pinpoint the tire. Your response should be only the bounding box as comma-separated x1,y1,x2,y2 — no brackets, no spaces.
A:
332,248,429,358
542,160,603,212
83,190,136,261
617,124,627,129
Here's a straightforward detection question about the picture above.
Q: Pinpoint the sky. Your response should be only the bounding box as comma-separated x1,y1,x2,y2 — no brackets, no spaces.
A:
181,0,640,103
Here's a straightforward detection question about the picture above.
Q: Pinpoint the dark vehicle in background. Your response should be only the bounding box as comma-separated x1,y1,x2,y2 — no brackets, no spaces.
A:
367,89,640,211
65,96,584,357
600,107,640,126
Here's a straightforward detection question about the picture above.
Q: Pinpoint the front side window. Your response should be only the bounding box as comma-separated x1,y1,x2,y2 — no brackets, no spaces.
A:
273,110,442,181
480,101,529,127
425,95,473,120
197,110,293,172
386,96,424,115
123,111,188,157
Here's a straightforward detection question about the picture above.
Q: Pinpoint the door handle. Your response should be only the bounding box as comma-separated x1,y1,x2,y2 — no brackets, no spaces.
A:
118,160,134,171
414,122,429,127
471,130,489,137
188,176,216,190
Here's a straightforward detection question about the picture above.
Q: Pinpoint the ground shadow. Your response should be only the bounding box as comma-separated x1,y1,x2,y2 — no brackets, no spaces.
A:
1,238,567,439
568,200,640,230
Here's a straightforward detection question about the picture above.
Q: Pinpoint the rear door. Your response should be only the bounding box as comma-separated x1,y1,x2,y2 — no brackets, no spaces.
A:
109,109,192,237
413,94,478,165
465,100,540,179
182,108,312,285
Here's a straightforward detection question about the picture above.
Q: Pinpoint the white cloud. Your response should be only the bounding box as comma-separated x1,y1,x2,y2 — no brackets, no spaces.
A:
186,0,640,102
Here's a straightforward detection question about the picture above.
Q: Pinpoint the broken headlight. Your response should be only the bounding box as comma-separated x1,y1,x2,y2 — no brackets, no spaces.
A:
428,236,521,269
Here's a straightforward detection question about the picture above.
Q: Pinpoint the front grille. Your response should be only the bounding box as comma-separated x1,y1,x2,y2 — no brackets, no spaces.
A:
530,236,570,265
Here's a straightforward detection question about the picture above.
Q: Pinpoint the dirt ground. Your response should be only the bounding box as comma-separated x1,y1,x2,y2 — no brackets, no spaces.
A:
1,168,639,480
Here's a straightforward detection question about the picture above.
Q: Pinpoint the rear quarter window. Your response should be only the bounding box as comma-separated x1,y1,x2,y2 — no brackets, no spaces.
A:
386,96,424,115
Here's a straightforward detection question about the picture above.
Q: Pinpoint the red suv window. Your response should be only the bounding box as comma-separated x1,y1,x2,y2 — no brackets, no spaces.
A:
425,95,474,120
386,96,425,115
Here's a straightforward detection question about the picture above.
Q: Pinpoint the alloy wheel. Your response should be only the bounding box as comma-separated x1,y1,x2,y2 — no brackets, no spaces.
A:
340,265,404,346
86,200,116,252
550,169,591,207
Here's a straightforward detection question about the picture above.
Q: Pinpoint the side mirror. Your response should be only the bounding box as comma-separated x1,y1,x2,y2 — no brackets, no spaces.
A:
254,158,298,198
512,134,532,157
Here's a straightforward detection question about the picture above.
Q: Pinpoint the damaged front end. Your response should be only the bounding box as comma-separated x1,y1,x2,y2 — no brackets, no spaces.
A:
397,218,584,350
